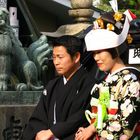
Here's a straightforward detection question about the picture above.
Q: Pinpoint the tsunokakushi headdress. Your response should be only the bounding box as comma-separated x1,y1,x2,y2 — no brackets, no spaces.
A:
85,0,136,52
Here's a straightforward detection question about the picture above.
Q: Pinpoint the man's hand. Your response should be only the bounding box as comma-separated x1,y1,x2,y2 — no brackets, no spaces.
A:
35,129,54,140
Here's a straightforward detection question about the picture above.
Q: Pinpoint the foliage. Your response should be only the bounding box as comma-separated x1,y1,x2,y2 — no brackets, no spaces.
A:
93,0,140,17
118,0,140,17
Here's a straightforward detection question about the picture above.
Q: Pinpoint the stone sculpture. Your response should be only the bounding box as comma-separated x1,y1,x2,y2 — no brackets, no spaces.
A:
27,34,53,84
0,7,44,91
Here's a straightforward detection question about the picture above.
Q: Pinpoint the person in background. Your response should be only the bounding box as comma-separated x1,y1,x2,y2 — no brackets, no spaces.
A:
75,9,140,140
22,35,96,140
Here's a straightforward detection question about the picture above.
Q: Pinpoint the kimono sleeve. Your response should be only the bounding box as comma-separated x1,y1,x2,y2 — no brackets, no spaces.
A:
22,91,49,140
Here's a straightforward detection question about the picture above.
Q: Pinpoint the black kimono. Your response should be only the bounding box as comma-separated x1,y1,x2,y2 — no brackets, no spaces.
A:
22,67,94,140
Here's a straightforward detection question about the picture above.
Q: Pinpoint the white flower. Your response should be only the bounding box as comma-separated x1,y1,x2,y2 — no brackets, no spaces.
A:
131,73,137,80
109,121,121,132
124,74,131,81
108,126,114,132
120,103,126,111
120,99,130,111
127,104,133,113
113,114,118,120
106,78,111,83
125,99,131,105
107,134,114,140
114,123,121,132
112,75,118,81
101,130,108,138
122,109,130,117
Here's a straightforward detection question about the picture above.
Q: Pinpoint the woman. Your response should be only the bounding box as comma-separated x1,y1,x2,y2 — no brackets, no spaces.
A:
75,10,140,140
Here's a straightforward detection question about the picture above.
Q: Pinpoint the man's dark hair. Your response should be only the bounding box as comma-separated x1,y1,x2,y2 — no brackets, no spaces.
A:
52,35,83,57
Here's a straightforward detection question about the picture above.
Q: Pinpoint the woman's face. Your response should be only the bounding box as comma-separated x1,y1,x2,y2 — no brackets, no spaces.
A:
53,45,79,80
93,50,116,72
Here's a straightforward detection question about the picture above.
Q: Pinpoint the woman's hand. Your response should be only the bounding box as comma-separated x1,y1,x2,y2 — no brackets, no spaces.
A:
75,125,96,140
119,135,129,140
35,129,54,140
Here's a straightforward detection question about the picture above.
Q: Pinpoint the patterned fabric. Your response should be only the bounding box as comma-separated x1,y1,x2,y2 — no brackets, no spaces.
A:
90,67,140,140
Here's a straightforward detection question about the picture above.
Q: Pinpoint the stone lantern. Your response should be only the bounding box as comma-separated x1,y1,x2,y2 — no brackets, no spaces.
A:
42,0,93,38
69,0,93,22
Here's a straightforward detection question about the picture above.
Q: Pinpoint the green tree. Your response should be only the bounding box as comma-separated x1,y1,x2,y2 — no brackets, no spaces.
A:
118,0,140,17
93,0,140,17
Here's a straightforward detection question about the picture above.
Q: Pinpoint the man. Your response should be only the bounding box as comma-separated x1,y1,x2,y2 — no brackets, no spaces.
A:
22,35,94,140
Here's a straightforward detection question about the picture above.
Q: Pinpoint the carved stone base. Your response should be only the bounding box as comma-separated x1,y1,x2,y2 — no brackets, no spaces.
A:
0,91,41,140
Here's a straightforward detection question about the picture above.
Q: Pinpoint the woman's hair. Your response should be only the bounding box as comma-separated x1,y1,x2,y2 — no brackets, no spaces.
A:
52,35,84,58
107,46,128,64
107,48,119,59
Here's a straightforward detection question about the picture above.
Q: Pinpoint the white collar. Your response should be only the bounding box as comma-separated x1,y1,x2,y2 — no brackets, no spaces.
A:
106,66,140,81
63,76,67,85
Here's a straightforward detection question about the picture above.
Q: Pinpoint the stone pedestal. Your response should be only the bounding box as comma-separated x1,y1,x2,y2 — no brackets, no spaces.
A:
0,91,42,140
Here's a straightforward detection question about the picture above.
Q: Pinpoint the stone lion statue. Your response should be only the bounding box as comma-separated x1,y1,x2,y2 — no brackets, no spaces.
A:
0,7,47,91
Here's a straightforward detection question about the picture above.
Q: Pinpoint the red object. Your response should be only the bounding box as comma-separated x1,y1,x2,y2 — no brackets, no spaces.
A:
128,9,137,20
90,106,98,124
107,108,118,115
91,118,96,124
95,134,100,140
92,106,98,113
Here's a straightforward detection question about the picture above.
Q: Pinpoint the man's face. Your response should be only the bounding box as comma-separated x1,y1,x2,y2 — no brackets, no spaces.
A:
53,45,78,80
